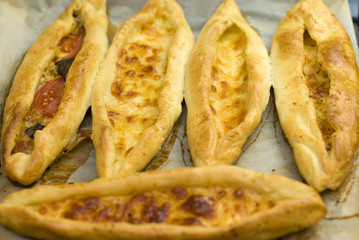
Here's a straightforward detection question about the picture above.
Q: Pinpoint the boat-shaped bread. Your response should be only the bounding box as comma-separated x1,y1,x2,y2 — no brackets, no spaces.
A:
91,0,194,177
185,0,271,166
271,0,359,191
0,166,326,240
1,0,108,185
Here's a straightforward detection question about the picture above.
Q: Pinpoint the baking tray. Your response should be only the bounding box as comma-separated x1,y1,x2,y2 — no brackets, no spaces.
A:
0,0,358,239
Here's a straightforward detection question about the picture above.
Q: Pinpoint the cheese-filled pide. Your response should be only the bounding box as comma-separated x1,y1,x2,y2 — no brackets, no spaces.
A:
0,166,326,240
271,0,359,191
91,0,194,177
185,0,271,167
1,0,108,185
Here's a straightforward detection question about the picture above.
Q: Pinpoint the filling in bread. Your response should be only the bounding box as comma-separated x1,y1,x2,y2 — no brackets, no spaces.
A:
12,11,85,154
106,10,174,171
209,24,248,140
36,186,276,226
302,30,334,151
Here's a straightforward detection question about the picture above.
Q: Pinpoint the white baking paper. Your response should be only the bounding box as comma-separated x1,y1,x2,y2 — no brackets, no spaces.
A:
0,0,358,239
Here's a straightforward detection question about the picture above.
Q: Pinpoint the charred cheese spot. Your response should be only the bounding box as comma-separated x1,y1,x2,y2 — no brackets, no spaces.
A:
125,56,139,64
218,190,226,199
36,186,277,226
111,82,123,97
234,188,244,198
181,195,215,218
209,24,248,138
146,56,160,62
106,10,174,169
303,30,334,150
125,70,136,77
126,116,136,123
172,187,188,200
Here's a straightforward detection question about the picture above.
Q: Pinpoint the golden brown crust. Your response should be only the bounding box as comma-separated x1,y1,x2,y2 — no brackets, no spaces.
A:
185,0,271,166
0,166,326,240
271,0,359,191
91,0,194,178
1,0,108,185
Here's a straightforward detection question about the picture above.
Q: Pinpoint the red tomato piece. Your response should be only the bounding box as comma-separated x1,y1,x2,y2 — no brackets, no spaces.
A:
32,77,65,118
13,141,33,154
59,27,86,59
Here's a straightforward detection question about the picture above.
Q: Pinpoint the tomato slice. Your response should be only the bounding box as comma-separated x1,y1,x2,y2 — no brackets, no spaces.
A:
32,77,65,118
59,27,86,59
13,141,33,154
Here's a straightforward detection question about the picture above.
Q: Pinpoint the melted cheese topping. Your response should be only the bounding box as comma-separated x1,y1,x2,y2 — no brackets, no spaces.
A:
303,30,334,150
209,24,248,140
13,14,83,154
36,186,276,226
105,11,174,170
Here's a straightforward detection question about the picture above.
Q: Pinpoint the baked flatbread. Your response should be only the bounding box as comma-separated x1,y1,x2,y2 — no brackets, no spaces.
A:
0,166,326,240
91,0,194,177
1,0,108,185
271,0,359,191
185,0,271,166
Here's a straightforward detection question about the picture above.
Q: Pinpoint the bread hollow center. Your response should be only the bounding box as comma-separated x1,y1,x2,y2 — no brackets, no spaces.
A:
12,15,84,155
209,24,248,140
302,30,334,151
35,186,276,226
106,10,174,165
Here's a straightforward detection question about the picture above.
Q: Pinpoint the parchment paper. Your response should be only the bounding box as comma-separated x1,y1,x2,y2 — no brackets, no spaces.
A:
0,0,358,239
